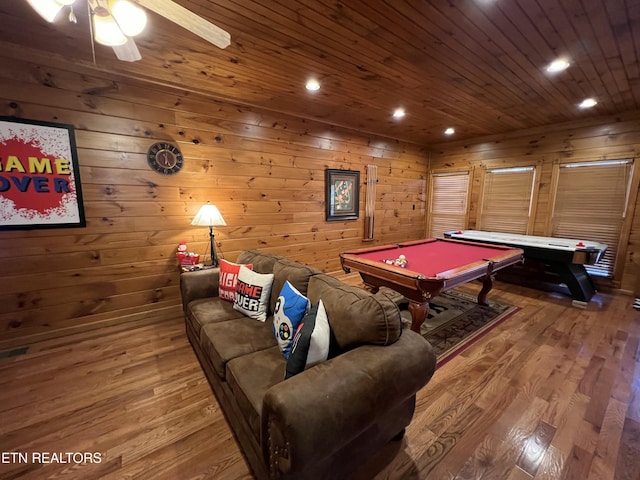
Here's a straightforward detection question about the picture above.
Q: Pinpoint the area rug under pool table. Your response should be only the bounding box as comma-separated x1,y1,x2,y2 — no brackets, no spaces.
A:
399,290,520,367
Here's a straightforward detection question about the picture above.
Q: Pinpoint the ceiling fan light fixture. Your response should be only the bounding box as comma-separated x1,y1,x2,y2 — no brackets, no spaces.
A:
93,8,128,46
26,0,69,22
109,0,147,37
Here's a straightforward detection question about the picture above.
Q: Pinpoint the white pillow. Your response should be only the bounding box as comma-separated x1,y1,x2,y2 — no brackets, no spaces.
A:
285,300,331,378
233,266,274,322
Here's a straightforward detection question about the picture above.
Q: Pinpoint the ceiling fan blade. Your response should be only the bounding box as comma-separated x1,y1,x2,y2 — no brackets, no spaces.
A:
112,37,142,62
135,0,230,49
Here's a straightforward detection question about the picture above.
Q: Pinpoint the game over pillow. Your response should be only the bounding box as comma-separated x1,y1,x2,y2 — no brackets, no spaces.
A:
273,281,310,359
219,260,253,302
233,265,274,322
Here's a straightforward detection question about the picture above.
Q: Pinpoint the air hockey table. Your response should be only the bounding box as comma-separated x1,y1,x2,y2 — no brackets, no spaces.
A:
444,230,608,306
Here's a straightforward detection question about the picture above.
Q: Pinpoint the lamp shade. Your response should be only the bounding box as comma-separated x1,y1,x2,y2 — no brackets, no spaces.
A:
93,7,128,46
191,203,227,227
109,0,147,37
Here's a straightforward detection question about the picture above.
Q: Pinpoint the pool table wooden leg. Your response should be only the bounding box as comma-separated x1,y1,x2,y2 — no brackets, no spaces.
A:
478,274,495,305
408,301,430,333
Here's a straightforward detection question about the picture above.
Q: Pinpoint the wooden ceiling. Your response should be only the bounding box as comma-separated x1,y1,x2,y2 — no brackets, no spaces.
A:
1,0,639,145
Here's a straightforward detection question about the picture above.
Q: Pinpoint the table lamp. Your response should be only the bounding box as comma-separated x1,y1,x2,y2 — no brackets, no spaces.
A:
191,202,227,267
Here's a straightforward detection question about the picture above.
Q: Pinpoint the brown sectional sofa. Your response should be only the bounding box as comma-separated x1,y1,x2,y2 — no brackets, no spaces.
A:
180,250,437,479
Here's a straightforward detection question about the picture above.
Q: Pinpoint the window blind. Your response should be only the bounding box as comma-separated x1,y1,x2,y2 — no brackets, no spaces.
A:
428,171,469,238
552,159,633,277
478,166,536,234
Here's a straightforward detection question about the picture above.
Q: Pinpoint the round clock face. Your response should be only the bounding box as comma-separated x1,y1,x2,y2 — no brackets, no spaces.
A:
147,142,184,175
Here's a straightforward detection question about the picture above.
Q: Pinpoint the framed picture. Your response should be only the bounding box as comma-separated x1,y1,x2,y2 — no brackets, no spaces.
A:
325,168,360,221
0,116,85,230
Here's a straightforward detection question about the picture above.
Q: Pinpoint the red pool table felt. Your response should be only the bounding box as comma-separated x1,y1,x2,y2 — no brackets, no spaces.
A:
349,238,517,277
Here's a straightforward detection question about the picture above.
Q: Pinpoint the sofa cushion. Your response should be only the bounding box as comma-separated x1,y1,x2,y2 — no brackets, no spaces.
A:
226,346,284,443
270,258,322,313
199,317,277,379
273,281,310,359
187,297,246,338
234,266,274,322
285,300,331,379
307,274,402,351
237,250,283,274
219,259,253,302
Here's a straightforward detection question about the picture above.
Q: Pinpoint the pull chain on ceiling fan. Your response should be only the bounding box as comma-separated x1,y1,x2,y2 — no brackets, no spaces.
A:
25,0,231,62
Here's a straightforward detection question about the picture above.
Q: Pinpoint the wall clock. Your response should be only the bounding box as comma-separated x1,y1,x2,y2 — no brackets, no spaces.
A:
147,142,184,175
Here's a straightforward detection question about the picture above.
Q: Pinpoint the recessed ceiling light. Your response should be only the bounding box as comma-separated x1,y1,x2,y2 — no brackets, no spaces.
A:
444,127,455,135
579,98,597,109
546,58,570,73
305,79,320,91
392,108,405,119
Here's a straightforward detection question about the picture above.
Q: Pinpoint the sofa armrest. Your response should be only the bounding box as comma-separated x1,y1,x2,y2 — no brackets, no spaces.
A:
261,330,436,477
180,268,221,312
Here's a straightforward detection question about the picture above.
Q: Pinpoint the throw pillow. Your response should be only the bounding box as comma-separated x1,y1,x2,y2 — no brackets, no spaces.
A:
233,266,274,322
285,300,331,379
219,260,253,302
273,281,310,359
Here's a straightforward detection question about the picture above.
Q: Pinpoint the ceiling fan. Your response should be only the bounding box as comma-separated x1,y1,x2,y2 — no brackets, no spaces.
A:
25,0,231,62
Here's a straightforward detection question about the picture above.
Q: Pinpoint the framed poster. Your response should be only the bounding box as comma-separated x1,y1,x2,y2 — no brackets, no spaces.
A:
0,117,85,230
325,168,360,221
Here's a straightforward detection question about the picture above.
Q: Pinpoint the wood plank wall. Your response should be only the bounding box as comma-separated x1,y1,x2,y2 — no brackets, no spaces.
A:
429,112,640,293
0,56,428,350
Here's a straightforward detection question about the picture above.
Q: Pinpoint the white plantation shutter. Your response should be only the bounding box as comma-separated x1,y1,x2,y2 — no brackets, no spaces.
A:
428,171,469,238
552,159,633,277
478,167,536,234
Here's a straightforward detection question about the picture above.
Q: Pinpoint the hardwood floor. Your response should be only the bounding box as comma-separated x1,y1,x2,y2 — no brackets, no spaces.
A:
0,281,639,480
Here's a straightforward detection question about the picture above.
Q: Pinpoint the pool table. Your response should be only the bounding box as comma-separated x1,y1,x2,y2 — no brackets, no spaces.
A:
444,230,608,305
340,238,524,333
